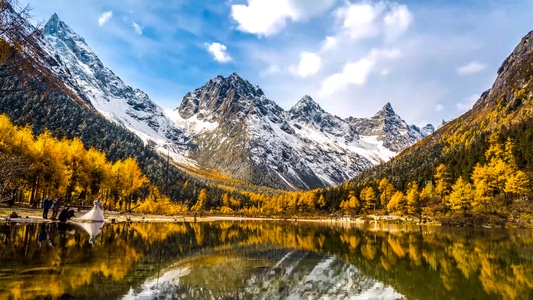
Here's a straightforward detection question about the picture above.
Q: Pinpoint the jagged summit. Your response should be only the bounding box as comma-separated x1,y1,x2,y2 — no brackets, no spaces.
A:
43,13,83,43
212,72,265,98
348,102,433,152
177,73,271,121
292,95,322,109
42,12,102,76
44,13,61,29
173,70,433,188
373,102,397,119
39,12,184,145
289,95,325,120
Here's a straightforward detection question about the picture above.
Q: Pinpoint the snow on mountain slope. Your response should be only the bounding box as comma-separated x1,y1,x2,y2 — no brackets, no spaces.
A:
348,102,434,152
170,73,432,190
38,14,191,162
36,14,433,190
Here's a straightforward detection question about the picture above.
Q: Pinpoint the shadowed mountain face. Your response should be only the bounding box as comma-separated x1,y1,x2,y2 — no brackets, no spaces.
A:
35,13,433,190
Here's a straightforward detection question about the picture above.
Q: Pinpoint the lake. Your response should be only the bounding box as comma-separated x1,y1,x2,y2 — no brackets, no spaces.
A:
0,220,532,299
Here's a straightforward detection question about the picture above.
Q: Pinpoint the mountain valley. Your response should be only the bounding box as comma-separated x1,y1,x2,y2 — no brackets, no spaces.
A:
35,13,433,190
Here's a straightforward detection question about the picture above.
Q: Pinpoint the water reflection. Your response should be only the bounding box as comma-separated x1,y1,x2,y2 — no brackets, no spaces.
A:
0,221,532,300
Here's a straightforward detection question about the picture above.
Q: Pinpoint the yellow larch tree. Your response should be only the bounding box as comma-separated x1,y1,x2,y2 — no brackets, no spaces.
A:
120,157,149,210
387,191,406,214
192,188,207,212
504,170,529,200
378,178,396,209
448,177,473,213
471,138,529,209
84,147,111,201
405,181,421,219
360,186,377,211
434,163,452,203
340,192,360,215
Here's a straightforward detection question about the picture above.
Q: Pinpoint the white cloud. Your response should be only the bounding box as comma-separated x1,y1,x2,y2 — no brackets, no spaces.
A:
372,48,402,60
320,36,337,52
333,2,412,41
98,11,113,26
320,48,401,96
321,58,374,95
456,94,479,111
231,0,335,36
206,42,232,63
335,2,384,40
231,0,294,36
436,104,444,111
291,51,321,78
383,4,413,42
457,61,487,75
133,22,142,35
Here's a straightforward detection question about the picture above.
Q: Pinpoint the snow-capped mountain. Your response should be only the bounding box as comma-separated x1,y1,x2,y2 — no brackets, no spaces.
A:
169,73,433,189
37,14,190,158
35,13,433,190
348,102,434,152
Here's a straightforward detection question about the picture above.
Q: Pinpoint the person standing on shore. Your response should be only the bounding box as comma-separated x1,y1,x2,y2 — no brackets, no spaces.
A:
51,198,61,220
42,197,52,219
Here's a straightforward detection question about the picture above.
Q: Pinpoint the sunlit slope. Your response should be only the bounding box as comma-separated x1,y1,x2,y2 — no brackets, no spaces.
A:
351,30,533,190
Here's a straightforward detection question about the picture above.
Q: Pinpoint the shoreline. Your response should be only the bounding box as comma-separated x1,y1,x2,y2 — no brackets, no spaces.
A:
0,206,437,227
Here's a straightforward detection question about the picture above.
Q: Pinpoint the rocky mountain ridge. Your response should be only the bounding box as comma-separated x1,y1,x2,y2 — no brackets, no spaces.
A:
171,73,433,189
36,13,434,190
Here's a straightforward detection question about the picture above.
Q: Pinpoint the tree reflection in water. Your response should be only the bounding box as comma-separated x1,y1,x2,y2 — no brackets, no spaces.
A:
0,221,532,299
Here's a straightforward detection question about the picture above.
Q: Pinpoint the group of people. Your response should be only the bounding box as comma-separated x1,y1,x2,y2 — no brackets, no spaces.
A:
41,197,104,222
6,195,104,223
40,197,76,222
42,197,62,220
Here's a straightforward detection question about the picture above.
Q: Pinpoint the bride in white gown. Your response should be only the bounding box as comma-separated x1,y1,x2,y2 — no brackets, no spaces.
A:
76,199,105,222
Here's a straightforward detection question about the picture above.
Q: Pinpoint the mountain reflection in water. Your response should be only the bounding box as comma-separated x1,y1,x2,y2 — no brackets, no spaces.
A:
0,220,532,300
123,249,402,300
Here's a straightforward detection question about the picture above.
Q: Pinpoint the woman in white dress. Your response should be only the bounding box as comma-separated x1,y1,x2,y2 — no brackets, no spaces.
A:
77,200,105,222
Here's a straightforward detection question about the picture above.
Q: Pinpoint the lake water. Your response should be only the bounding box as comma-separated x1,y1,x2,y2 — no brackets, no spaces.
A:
0,220,532,300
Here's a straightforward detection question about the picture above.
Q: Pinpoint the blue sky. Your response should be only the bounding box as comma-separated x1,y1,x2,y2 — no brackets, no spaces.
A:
22,0,533,127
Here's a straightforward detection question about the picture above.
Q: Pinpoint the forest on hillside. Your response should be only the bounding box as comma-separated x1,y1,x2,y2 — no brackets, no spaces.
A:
1,0,533,228
2,110,533,229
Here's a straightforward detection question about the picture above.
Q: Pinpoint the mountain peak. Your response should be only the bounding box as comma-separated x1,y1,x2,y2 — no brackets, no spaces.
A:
43,13,70,36
374,102,397,119
292,95,322,111
229,72,242,80
208,73,264,98
289,95,327,121
50,13,60,22
178,73,268,120
301,95,314,102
